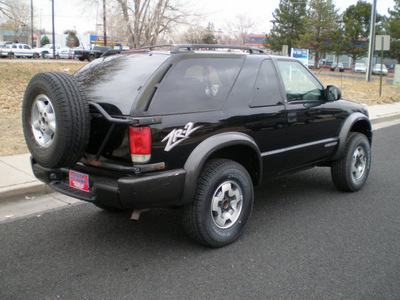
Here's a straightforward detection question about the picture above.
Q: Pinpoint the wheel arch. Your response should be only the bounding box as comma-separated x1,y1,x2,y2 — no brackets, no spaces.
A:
181,132,262,204
332,112,372,160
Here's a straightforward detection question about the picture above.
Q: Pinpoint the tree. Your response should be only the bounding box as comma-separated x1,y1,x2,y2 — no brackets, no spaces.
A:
341,1,373,69
265,0,307,53
40,35,50,47
65,30,80,48
115,0,193,48
182,23,217,44
202,23,217,44
386,0,400,60
0,0,30,37
299,0,340,68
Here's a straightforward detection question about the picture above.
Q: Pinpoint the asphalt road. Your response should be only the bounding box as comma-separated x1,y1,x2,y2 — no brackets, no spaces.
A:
1,125,400,299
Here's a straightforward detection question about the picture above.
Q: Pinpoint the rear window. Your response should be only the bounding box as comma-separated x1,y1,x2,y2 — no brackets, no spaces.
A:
148,57,243,115
75,53,169,114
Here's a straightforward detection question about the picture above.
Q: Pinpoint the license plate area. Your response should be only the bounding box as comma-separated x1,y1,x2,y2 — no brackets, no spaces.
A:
69,170,89,192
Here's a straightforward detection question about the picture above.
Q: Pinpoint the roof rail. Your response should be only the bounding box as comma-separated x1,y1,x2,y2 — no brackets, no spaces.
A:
137,44,265,54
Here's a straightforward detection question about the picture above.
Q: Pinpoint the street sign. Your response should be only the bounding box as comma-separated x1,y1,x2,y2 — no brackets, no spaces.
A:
375,35,390,51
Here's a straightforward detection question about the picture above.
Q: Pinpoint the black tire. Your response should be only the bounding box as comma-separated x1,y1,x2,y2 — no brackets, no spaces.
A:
8,52,14,59
88,54,95,62
182,159,254,247
33,53,39,59
22,72,90,168
331,132,371,192
78,57,85,61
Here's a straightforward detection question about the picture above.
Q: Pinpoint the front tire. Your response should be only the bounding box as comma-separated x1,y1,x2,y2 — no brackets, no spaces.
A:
182,159,254,247
331,132,371,192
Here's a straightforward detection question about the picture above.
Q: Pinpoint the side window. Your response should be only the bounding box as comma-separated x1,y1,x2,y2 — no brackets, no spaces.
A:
276,60,324,102
250,60,283,107
12,45,17,49
149,58,243,115
24,45,30,49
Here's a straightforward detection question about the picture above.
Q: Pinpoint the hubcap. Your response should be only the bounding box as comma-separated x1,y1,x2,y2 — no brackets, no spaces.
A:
351,146,367,180
211,181,243,229
31,94,56,147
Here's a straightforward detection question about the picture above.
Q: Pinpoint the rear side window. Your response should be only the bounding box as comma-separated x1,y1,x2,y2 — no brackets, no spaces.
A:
250,60,283,107
148,58,243,115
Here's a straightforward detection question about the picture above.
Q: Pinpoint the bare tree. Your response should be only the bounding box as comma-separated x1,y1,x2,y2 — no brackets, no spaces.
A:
0,0,30,43
114,0,195,48
220,14,257,45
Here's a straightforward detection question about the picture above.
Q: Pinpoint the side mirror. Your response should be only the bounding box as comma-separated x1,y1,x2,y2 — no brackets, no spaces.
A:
326,85,342,101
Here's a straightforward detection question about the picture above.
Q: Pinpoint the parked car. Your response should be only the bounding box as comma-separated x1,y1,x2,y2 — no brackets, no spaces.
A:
74,45,112,61
330,62,344,72
22,44,372,247
372,64,388,75
354,63,366,73
35,44,62,58
46,48,74,59
0,41,13,48
0,43,40,58
307,60,315,69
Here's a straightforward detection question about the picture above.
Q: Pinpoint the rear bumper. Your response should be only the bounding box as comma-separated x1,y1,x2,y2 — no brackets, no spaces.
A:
31,158,187,209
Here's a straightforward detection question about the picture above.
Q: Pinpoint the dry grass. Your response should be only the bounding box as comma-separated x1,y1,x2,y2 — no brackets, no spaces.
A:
316,70,400,105
0,62,399,157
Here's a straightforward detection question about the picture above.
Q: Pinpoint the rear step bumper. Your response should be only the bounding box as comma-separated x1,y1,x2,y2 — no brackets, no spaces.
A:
31,158,187,209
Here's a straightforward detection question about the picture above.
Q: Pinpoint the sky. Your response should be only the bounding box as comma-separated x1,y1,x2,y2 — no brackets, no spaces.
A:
33,0,396,36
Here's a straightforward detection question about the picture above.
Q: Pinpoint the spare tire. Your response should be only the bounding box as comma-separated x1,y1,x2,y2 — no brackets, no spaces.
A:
22,72,90,168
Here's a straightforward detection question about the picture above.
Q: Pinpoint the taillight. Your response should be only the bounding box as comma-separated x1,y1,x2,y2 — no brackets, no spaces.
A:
129,126,151,163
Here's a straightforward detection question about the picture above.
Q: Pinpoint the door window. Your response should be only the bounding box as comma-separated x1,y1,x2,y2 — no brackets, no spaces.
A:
276,60,324,102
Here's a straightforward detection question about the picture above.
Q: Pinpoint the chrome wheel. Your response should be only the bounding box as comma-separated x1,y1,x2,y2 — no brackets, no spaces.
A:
31,94,56,147
351,146,367,180
211,180,243,229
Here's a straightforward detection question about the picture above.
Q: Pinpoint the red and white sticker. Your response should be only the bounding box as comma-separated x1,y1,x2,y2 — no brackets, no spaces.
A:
69,171,89,192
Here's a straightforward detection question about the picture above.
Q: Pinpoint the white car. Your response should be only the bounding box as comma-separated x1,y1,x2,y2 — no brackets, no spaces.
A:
47,48,74,59
35,44,62,58
0,43,40,59
354,63,366,73
372,64,388,76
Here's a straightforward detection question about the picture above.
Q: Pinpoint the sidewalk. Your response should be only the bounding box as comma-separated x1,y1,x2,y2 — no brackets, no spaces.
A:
1,103,400,203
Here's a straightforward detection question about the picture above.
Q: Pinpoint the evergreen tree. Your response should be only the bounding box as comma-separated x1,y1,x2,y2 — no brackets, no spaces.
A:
202,23,218,44
64,30,80,48
386,0,400,60
299,0,340,68
342,1,373,69
265,0,307,53
40,35,50,47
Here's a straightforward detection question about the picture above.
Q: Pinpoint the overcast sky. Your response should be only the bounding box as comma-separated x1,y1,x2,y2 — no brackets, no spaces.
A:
33,0,395,35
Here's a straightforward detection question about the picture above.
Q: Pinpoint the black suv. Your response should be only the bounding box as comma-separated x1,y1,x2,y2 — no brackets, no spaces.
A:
22,45,372,247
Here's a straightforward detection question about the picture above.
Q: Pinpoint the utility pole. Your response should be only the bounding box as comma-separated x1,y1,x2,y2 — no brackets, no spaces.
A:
52,0,56,59
103,0,107,46
366,0,377,82
31,0,34,48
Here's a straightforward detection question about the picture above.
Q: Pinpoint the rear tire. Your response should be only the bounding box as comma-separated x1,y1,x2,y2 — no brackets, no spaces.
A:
182,159,254,247
331,132,371,192
22,72,90,168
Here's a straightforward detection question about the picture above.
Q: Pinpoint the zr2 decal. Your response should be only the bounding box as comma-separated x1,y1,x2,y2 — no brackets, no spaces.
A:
162,122,201,152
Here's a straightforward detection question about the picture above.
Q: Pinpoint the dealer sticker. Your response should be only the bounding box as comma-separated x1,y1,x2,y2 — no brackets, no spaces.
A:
69,171,89,192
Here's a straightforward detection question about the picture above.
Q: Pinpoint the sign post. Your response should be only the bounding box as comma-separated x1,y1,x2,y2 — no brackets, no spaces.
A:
375,35,390,96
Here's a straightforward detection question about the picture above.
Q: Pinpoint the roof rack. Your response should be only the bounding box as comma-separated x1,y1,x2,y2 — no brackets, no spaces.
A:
137,44,265,54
